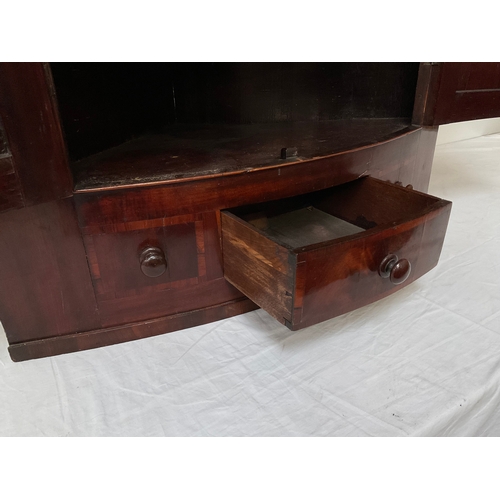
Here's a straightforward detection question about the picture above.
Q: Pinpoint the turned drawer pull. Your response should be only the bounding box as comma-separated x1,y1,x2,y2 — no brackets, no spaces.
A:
139,247,167,277
379,254,411,285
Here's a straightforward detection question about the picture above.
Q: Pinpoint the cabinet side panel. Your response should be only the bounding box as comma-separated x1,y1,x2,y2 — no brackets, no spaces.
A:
0,63,73,205
412,63,443,126
363,128,437,193
0,199,101,344
0,156,24,212
401,127,438,193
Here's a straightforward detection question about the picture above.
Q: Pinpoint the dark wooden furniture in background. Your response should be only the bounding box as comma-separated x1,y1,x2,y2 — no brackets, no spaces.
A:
0,62,496,361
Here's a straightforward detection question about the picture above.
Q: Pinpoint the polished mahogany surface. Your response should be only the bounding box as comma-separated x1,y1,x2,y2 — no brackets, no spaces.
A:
413,62,500,126
222,178,451,330
82,211,244,328
0,62,475,361
8,297,258,362
0,198,101,344
0,63,72,206
74,127,436,228
0,156,23,213
72,119,413,190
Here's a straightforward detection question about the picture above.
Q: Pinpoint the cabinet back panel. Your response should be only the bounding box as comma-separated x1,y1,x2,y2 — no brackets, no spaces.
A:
50,63,420,162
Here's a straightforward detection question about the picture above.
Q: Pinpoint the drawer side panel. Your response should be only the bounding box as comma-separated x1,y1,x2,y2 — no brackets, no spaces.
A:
221,212,294,324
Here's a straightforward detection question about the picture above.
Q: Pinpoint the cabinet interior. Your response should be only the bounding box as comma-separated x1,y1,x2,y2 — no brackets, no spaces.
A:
50,63,421,191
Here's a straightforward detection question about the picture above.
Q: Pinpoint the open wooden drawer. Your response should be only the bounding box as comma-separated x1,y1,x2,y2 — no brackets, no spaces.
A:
221,177,451,330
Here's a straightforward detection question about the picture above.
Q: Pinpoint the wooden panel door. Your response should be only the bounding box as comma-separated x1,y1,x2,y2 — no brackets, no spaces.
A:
413,62,500,126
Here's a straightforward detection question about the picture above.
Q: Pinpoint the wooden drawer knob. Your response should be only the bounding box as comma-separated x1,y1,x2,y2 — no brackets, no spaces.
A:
379,254,411,285
140,247,167,277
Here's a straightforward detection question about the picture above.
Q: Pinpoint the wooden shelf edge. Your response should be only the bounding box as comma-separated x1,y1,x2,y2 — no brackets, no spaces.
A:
72,123,421,194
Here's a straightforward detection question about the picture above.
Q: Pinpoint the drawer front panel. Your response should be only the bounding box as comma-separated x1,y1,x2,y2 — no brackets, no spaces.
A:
292,205,451,329
83,211,243,327
88,220,199,297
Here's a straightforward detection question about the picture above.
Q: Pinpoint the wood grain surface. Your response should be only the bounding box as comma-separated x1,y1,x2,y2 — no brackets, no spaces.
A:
0,62,454,361
74,127,437,228
221,178,451,330
0,198,100,344
0,63,73,205
413,62,500,125
72,119,413,190
8,297,257,362
50,63,420,163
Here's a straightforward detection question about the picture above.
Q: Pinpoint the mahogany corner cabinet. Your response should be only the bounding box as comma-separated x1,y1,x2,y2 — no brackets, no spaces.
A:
1,62,498,361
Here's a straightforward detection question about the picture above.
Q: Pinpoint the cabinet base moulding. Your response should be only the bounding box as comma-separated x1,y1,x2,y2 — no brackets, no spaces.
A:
7,297,258,362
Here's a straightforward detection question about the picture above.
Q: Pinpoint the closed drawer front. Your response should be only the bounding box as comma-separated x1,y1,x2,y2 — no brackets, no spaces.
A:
81,211,243,327
221,176,452,330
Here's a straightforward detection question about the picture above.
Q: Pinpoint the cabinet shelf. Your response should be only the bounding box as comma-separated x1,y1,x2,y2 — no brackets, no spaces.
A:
72,118,414,192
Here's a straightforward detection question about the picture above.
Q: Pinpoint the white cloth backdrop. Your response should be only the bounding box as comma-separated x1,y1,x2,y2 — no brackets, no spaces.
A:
1,133,500,437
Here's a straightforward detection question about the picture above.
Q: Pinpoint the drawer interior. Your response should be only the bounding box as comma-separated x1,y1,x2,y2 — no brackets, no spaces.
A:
229,176,442,250
243,207,365,249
